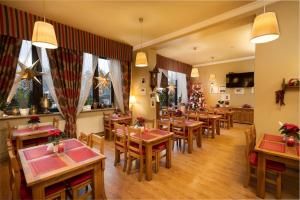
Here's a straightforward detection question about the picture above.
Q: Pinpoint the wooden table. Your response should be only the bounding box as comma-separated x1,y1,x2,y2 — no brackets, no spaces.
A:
255,134,300,198
13,124,57,150
131,129,173,181
170,119,203,153
111,115,132,125
198,114,221,138
18,139,106,199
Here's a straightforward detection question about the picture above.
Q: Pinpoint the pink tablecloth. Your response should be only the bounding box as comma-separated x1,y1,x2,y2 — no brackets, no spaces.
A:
63,139,83,151
263,134,284,142
65,147,98,163
185,120,196,126
146,129,169,136
29,155,67,176
23,146,52,161
259,140,285,153
14,125,54,136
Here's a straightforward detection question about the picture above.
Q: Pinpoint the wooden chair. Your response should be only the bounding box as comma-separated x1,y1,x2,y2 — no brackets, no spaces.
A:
89,134,104,154
114,123,128,172
52,117,59,129
171,117,187,153
66,171,93,200
156,120,171,132
199,113,213,137
103,113,113,140
218,111,230,129
127,127,158,181
187,112,199,121
8,149,66,200
78,132,91,146
244,127,285,199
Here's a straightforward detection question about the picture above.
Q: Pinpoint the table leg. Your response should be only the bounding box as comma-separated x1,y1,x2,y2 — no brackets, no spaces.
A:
257,152,266,198
32,184,44,199
216,119,220,135
211,119,216,139
188,127,193,153
145,144,153,181
166,138,172,168
94,160,106,199
16,138,22,150
230,114,233,127
197,125,202,148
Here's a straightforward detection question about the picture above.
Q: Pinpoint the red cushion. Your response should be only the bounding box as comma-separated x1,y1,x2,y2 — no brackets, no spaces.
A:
153,142,167,151
68,171,92,187
129,142,145,154
37,137,49,144
23,138,39,146
45,182,66,196
20,184,32,200
20,181,65,199
249,151,285,172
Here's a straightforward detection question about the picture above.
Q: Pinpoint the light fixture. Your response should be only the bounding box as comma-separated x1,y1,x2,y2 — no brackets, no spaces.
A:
209,74,216,86
32,0,58,49
191,47,199,77
250,4,280,44
135,17,148,67
129,95,137,104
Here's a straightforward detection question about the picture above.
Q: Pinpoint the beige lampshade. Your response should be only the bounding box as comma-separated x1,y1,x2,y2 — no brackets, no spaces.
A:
250,12,280,44
191,68,199,78
135,51,148,67
32,21,58,49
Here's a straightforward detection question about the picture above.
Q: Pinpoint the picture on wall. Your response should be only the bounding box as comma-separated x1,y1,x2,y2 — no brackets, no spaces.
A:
234,88,244,94
221,93,230,101
210,85,219,94
219,86,226,94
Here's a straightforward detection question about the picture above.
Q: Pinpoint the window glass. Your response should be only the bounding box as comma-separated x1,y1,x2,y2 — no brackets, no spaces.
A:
97,58,112,106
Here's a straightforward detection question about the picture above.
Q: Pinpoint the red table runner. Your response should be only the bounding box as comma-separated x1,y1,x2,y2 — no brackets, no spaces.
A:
24,146,52,161
66,147,98,163
259,140,285,153
14,125,54,136
29,155,67,176
263,134,283,142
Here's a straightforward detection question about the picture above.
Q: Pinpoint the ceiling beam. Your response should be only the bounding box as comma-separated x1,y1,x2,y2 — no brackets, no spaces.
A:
194,56,255,67
133,0,280,51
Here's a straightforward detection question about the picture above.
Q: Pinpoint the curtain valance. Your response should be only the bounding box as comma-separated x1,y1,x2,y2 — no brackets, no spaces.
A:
0,4,133,62
156,54,192,76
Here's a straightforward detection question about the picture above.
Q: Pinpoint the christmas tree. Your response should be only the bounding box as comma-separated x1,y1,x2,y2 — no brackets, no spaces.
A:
188,84,205,110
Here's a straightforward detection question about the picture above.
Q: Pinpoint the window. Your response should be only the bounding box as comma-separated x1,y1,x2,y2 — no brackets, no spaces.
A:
97,58,113,106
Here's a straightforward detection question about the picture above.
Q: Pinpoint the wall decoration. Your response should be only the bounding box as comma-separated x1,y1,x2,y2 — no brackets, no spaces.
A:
219,86,226,94
16,59,44,85
150,98,156,108
95,71,110,89
139,87,147,95
210,85,219,94
188,84,205,110
234,88,244,94
221,93,230,101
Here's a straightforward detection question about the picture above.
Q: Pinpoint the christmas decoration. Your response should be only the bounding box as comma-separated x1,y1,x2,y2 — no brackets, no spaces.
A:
16,59,43,85
95,71,110,90
188,84,205,110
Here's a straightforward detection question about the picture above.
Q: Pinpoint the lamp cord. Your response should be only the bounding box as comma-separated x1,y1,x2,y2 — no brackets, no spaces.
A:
43,0,45,21
140,18,143,50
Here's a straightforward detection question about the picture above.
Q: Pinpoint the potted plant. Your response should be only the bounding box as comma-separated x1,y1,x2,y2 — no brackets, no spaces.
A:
48,129,66,153
28,115,40,130
218,100,224,107
134,116,145,128
279,122,299,147
0,95,6,118
16,87,30,116
83,96,93,111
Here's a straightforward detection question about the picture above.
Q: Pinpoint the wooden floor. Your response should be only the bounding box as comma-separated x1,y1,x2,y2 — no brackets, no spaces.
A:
1,124,299,199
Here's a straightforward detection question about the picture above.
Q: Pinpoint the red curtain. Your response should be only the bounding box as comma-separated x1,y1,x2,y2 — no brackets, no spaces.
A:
0,35,21,100
121,61,131,112
47,48,83,138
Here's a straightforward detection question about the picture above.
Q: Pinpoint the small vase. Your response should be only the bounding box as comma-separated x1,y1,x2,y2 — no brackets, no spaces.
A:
32,123,39,131
57,141,64,154
286,136,295,147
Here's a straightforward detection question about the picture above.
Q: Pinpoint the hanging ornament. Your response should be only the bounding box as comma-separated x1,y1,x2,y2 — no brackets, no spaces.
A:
15,59,44,86
94,71,110,89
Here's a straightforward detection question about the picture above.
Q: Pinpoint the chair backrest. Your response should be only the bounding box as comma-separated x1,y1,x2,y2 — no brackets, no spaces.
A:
187,113,199,121
156,120,171,132
103,113,112,128
89,134,104,154
244,127,256,162
127,127,143,156
249,125,256,143
144,119,155,129
172,117,186,134
8,149,21,200
114,123,127,148
53,117,59,129
79,132,91,145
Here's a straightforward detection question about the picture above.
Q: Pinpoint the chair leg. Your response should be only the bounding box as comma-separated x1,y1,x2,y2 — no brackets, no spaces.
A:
123,151,127,172
155,152,159,173
114,149,119,166
138,157,144,181
276,173,282,199
127,156,132,174
182,139,186,154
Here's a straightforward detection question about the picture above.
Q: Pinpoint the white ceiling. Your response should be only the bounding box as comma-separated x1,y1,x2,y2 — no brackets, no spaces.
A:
1,0,256,65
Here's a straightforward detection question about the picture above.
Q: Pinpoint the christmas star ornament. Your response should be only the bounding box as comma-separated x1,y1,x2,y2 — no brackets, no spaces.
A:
94,71,110,89
15,59,44,85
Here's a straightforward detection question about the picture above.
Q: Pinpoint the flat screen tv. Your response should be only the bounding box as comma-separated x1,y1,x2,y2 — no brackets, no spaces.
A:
226,72,254,88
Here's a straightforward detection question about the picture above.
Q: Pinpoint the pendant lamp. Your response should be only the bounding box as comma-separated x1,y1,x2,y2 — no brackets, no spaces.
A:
250,5,280,44
191,47,199,78
135,18,148,67
32,0,58,49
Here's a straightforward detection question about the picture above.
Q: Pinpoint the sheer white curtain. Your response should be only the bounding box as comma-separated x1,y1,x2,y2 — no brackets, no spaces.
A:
168,70,177,86
7,40,32,103
36,47,62,113
157,68,168,88
108,59,124,113
77,53,98,115
176,72,188,104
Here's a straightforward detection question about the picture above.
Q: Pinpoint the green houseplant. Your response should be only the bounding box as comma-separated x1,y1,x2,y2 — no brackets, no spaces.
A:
16,87,30,116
